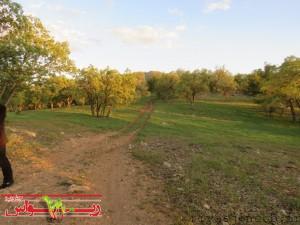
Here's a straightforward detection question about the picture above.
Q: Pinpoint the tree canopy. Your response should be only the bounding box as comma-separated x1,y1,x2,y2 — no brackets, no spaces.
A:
262,56,300,121
1,0,299,123
0,0,74,105
78,66,137,117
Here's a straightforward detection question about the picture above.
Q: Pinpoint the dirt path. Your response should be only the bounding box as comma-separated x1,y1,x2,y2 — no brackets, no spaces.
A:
0,102,172,225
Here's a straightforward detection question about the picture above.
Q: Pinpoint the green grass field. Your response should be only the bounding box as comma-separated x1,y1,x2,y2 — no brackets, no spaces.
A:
134,97,300,224
6,96,300,224
6,102,143,146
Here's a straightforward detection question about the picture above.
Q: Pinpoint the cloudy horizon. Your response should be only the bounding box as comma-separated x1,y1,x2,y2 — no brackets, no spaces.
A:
17,0,300,74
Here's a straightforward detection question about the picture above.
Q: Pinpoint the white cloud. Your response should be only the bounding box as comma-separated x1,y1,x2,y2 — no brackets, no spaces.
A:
168,8,184,17
112,25,185,48
47,4,86,16
175,25,186,32
24,1,86,16
205,0,232,12
30,1,45,9
47,21,90,51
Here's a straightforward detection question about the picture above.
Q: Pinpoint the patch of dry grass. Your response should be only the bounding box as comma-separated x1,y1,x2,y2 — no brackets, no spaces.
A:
7,131,52,170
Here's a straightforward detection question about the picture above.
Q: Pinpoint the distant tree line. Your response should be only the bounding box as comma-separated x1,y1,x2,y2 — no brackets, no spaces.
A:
146,57,300,122
146,67,237,103
1,0,299,121
0,0,148,118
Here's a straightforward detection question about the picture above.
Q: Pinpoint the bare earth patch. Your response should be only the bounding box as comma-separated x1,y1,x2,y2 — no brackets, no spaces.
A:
0,103,172,225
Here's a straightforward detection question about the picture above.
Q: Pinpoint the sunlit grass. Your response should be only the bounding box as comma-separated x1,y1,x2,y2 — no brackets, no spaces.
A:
6,102,143,146
135,97,300,224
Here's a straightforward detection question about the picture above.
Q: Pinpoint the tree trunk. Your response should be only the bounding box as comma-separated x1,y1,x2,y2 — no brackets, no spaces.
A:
96,103,102,118
95,98,99,117
296,99,300,109
288,99,296,122
50,102,54,111
101,106,106,117
279,107,285,117
0,85,7,102
0,84,17,105
96,104,100,118
67,97,72,108
192,94,195,105
90,104,95,117
106,106,112,117
268,109,272,118
16,105,23,114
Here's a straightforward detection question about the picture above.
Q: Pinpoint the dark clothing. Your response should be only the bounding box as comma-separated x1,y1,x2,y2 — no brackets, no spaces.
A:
0,147,13,183
0,127,6,148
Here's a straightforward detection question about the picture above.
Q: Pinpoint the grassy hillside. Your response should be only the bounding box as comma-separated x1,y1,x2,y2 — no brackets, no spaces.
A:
133,97,300,224
5,97,300,224
6,103,143,146
140,98,299,147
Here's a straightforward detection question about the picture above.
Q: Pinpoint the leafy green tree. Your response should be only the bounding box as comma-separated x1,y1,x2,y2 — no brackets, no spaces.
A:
178,70,209,104
235,64,277,96
117,73,138,105
98,69,122,117
130,72,149,97
234,74,249,95
154,73,179,101
8,91,26,113
0,0,23,36
78,66,137,117
0,1,74,105
25,84,44,110
145,71,163,93
246,71,263,96
210,68,236,96
59,78,78,108
78,66,100,116
262,56,300,121
43,76,69,110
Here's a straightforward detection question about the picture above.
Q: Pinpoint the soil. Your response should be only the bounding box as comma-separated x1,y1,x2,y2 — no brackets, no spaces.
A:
0,102,173,225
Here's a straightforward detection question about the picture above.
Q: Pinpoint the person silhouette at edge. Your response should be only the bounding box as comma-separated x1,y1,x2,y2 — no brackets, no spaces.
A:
0,104,14,189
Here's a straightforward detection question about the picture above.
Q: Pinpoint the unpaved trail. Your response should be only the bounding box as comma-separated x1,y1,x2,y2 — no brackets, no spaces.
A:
0,102,172,225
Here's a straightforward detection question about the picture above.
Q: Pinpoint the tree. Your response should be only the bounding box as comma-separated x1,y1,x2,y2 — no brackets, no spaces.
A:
8,91,26,113
78,66,137,117
0,0,23,36
210,68,236,96
245,71,262,96
234,64,277,96
146,71,163,93
130,72,149,97
262,56,300,122
0,1,74,105
43,76,73,110
178,70,209,104
59,78,78,108
23,83,44,110
154,73,179,101
78,66,100,117
97,69,122,117
117,73,138,106
234,74,249,95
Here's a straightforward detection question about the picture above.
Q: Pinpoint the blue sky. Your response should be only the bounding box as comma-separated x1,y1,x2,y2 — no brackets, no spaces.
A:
17,0,300,73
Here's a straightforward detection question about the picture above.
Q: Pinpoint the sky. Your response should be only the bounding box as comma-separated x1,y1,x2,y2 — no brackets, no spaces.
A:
16,0,300,74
